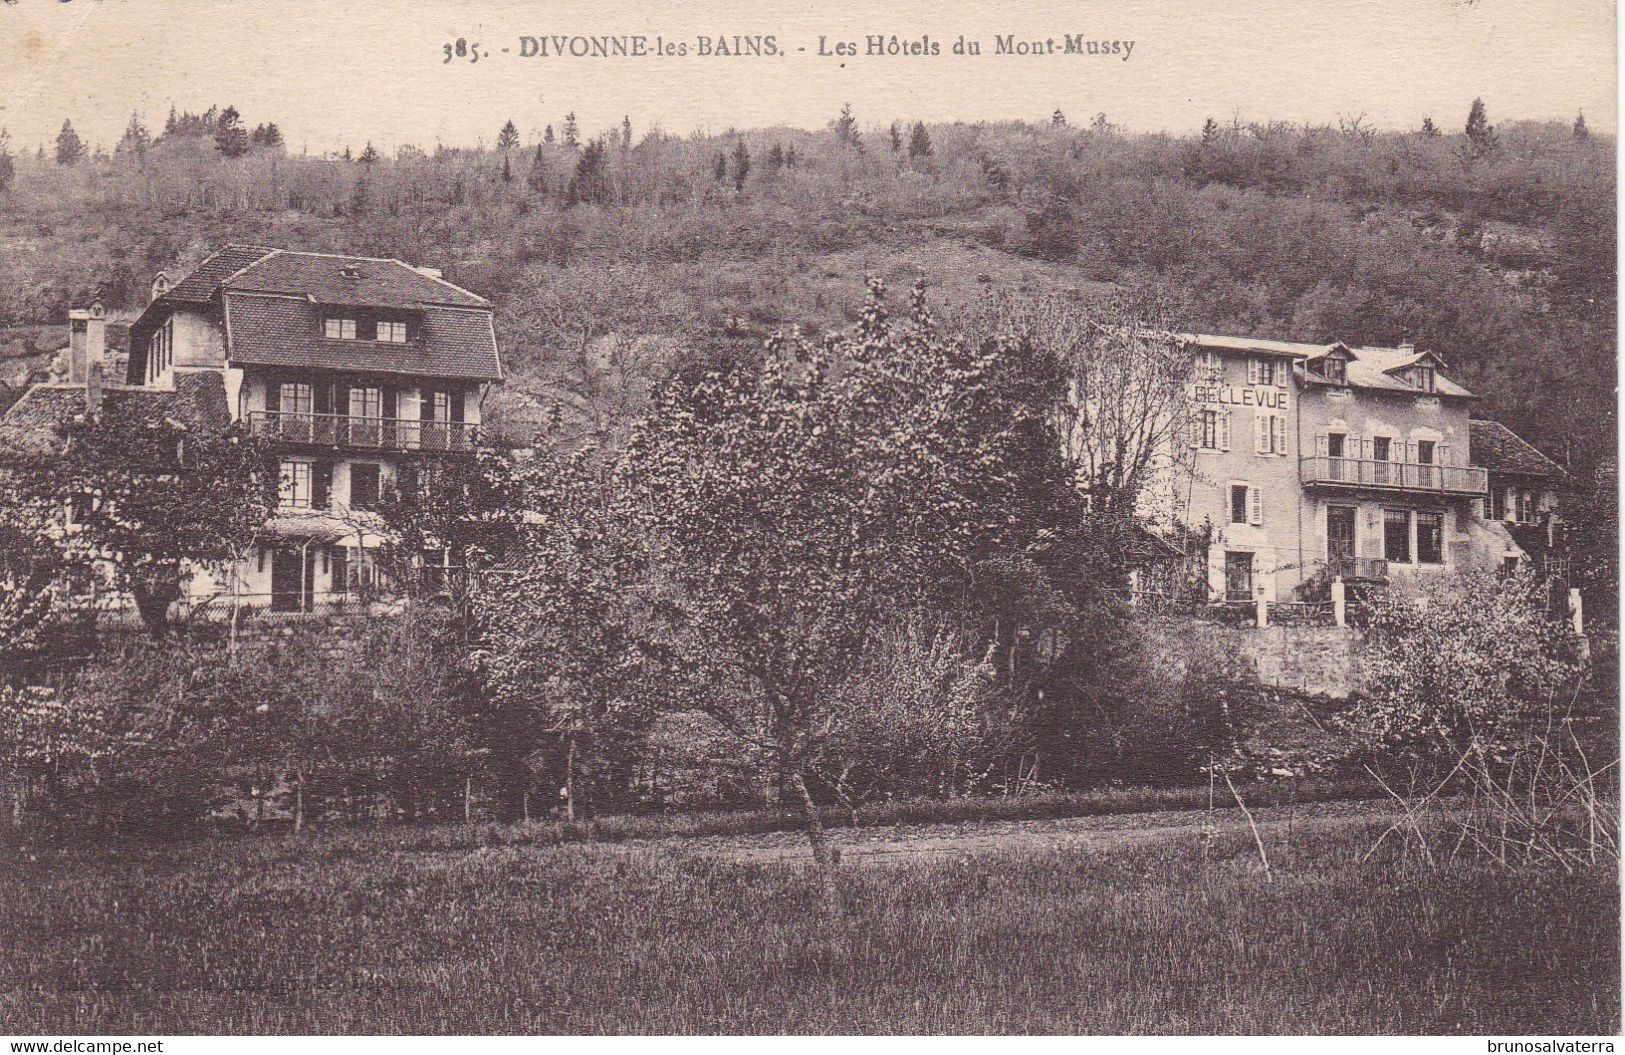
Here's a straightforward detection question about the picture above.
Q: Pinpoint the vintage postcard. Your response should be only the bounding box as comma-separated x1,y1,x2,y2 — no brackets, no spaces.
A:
0,0,1618,1042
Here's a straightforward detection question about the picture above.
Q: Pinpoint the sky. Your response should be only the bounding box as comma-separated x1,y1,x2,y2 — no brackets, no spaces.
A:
0,0,1615,154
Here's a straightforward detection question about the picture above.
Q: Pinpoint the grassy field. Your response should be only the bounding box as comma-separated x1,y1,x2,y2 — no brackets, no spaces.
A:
2,815,1616,1034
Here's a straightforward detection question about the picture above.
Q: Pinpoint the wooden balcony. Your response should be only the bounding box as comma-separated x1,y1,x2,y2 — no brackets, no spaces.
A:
1299,456,1486,496
247,411,478,453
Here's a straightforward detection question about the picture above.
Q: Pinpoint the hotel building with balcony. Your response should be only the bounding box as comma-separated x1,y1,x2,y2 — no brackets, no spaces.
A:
1169,333,1552,603
0,246,503,614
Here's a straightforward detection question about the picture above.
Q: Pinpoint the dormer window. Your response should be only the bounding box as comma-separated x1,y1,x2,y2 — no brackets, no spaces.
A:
339,263,362,280
377,320,408,343
1319,358,1346,385
1409,365,1436,392
325,317,357,340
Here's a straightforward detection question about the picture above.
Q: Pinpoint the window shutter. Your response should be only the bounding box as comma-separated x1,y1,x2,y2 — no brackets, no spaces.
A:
1254,413,1270,455
1247,357,1260,385
1438,442,1452,466
450,388,465,423
1272,415,1286,455
314,381,332,416
421,389,437,421
265,381,280,413
331,546,348,593
313,460,333,509
1248,486,1264,526
1218,412,1231,451
383,386,398,419
1188,411,1200,448
1316,433,1329,456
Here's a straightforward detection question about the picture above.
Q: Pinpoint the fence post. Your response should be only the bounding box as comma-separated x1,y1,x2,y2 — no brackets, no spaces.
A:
1331,577,1346,628
1569,588,1584,637
1255,588,1269,629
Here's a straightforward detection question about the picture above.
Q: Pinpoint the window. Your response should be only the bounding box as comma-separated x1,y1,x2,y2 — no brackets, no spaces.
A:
146,317,174,384
1416,511,1443,565
330,546,349,594
1230,484,1249,525
1416,440,1435,465
66,492,98,526
324,318,357,340
350,462,381,511
279,459,313,508
1326,433,1346,458
1250,356,1281,387
1517,490,1535,524
1322,357,1346,385
1255,413,1286,456
349,385,383,419
1384,508,1411,563
1490,486,1507,521
279,382,313,416
1372,436,1392,462
1194,409,1229,451
1411,366,1436,392
1198,350,1222,380
377,320,408,343
1224,552,1254,602
1327,506,1357,564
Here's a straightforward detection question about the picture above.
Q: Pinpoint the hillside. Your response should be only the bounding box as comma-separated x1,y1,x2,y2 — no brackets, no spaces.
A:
0,112,1613,465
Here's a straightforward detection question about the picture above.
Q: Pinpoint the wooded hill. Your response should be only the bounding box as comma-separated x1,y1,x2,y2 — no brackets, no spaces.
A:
0,106,1613,468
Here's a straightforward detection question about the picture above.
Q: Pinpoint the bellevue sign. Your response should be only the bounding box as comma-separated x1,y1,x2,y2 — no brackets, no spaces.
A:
1187,383,1290,411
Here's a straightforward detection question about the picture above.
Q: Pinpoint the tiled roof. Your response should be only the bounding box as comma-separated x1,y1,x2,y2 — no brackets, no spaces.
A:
1184,333,1341,359
162,245,278,303
223,292,502,381
1470,418,1563,478
1298,344,1476,400
0,370,230,457
223,250,489,308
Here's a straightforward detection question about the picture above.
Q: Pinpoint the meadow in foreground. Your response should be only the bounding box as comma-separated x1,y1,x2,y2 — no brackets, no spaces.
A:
1,820,1616,1035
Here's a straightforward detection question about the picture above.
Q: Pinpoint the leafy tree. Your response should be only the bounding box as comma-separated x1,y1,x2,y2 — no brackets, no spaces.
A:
54,120,84,166
889,121,903,153
115,113,151,157
729,139,750,190
1052,109,1067,127
562,111,580,148
1090,112,1114,136
496,119,520,151
624,280,1068,863
784,145,797,168
471,449,653,819
1420,115,1439,137
213,106,249,158
12,408,276,636
908,121,933,158
1465,97,1497,155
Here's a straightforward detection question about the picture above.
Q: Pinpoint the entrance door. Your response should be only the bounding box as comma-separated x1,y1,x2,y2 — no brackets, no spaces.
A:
1327,506,1356,574
1224,551,1254,602
270,548,313,612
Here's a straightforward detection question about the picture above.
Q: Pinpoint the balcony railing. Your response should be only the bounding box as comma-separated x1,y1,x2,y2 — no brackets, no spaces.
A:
1299,456,1487,495
247,412,478,452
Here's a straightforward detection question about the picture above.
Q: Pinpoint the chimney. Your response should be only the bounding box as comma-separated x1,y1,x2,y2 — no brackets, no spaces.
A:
1397,340,1416,354
85,359,103,415
150,271,171,302
67,302,107,385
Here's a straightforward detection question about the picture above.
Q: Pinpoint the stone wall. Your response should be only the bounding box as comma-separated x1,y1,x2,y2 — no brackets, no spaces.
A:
1141,616,1364,700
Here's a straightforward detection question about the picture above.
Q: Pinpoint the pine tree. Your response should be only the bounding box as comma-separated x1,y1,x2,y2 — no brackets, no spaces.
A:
163,105,179,137
54,120,84,166
497,119,520,151
565,138,610,205
1573,111,1589,141
785,145,797,168
1465,97,1496,155
342,145,353,162
621,115,633,149
1420,116,1439,137
502,154,513,182
889,121,903,153
832,102,862,151
0,129,13,193
544,124,555,145
1200,117,1219,145
1052,109,1067,127
562,112,579,148
766,143,785,172
251,122,284,150
116,112,151,157
527,142,548,193
730,139,751,190
358,141,380,165
214,106,249,157
712,150,727,182
907,121,933,158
